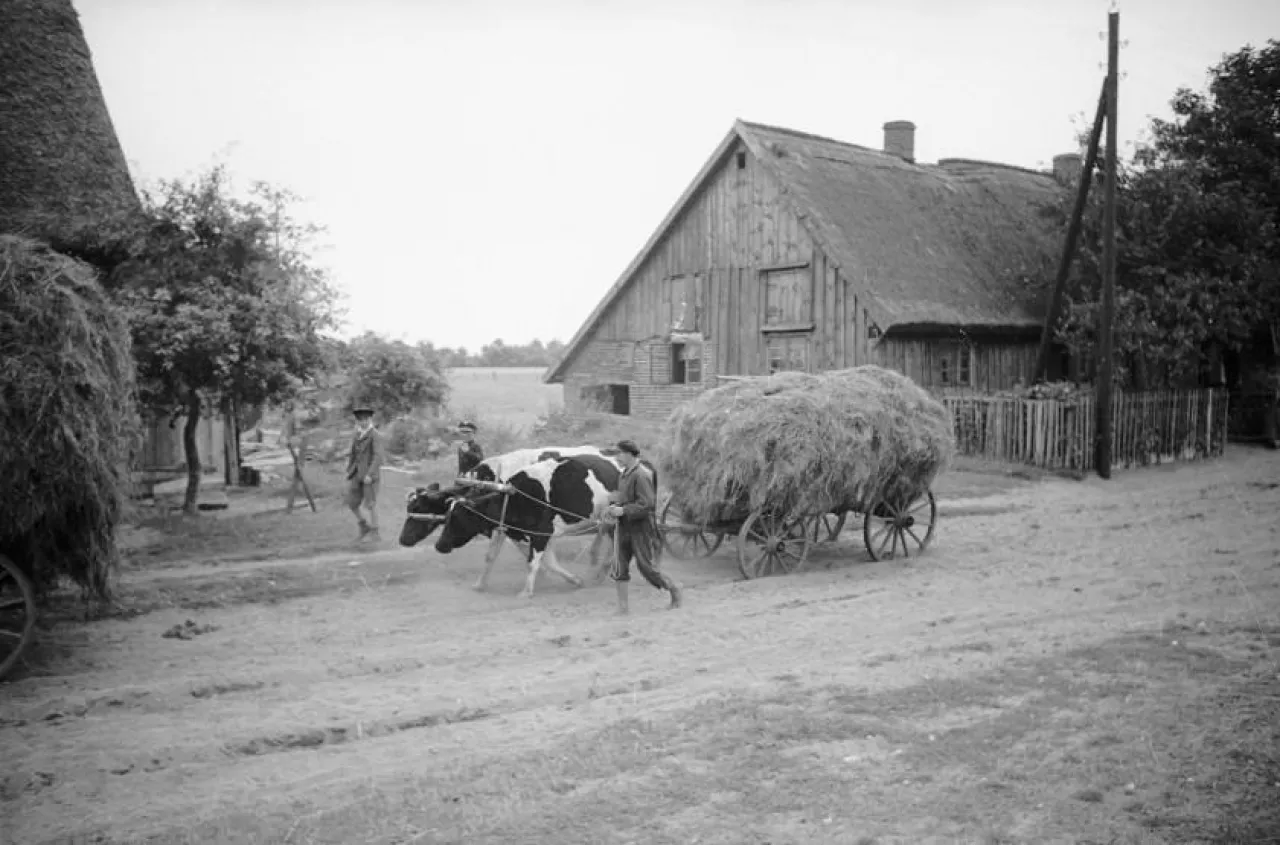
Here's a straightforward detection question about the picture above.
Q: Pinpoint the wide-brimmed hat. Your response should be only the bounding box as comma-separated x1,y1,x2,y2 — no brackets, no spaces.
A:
352,406,374,418
456,420,478,433
616,439,640,456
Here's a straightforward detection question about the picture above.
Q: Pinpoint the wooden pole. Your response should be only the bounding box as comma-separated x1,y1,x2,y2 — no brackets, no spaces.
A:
285,439,317,513
1095,10,1120,479
1034,81,1109,384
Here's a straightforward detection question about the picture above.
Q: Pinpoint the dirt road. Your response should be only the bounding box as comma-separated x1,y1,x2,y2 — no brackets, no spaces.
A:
2,449,1278,844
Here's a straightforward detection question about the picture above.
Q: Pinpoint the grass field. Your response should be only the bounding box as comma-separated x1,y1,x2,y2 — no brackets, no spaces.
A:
4,367,1278,844
444,366,564,435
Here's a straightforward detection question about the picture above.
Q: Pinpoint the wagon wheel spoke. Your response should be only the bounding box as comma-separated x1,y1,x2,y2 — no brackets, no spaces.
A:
903,525,926,553
0,554,36,681
877,526,898,559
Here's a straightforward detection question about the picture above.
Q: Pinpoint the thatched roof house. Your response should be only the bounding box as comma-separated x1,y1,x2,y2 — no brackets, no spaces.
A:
545,118,1077,419
0,0,140,240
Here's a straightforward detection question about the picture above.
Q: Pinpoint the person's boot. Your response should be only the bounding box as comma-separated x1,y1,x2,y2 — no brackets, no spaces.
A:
664,575,683,610
355,518,370,541
615,581,630,616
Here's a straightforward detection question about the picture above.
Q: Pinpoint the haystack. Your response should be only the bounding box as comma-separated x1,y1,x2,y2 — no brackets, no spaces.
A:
661,366,955,524
0,235,139,597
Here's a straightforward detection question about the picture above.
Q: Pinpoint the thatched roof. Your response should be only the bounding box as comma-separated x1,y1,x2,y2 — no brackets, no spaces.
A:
0,0,140,241
544,118,1064,384
738,121,1062,331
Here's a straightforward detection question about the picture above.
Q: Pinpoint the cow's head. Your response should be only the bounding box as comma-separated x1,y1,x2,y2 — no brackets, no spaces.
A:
471,462,498,483
398,483,457,547
433,487,506,554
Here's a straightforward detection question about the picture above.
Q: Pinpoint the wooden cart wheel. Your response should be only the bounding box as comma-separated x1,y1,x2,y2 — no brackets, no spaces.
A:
811,511,848,544
660,498,724,559
863,490,937,561
0,554,37,682
738,510,812,579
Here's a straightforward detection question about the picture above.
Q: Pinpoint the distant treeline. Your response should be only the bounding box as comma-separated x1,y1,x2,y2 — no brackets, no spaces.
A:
419,338,566,368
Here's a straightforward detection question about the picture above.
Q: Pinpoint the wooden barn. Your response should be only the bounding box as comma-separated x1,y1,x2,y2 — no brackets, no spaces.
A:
544,119,1078,419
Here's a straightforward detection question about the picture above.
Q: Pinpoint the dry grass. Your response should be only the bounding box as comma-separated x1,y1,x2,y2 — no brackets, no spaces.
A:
663,366,955,524
0,235,139,596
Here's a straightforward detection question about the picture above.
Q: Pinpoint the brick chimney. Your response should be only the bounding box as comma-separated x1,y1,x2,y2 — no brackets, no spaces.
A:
882,120,916,163
1052,152,1083,186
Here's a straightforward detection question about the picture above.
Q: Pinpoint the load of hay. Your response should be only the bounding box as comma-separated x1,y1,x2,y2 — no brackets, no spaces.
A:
661,365,956,525
0,235,139,597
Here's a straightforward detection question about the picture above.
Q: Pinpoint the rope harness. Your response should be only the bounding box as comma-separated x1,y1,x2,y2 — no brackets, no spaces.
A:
405,476,609,543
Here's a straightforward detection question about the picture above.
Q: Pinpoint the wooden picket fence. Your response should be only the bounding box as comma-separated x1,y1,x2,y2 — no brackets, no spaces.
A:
942,389,1229,473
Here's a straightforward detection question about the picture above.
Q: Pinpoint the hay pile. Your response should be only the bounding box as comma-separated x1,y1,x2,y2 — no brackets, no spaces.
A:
661,366,955,524
0,235,139,596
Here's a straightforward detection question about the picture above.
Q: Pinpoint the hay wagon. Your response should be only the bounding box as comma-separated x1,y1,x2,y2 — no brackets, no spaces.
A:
0,554,37,681
659,485,938,579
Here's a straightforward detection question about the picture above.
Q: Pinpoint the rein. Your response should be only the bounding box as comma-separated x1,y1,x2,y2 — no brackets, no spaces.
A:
404,473,613,539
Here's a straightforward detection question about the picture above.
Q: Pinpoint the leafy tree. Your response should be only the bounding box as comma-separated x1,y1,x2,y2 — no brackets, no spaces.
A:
345,332,448,423
109,164,340,512
1052,39,1280,388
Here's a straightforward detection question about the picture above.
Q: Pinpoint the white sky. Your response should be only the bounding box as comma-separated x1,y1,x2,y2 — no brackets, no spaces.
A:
75,0,1279,352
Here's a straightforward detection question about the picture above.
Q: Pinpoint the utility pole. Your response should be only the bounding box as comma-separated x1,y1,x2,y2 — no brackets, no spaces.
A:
1033,83,1108,384
1095,10,1120,479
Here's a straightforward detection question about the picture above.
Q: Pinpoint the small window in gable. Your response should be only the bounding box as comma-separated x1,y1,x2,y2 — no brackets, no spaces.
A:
762,265,813,330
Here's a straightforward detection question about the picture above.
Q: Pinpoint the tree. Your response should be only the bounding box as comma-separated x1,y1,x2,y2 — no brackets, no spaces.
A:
110,164,341,513
345,332,449,422
1053,39,1280,388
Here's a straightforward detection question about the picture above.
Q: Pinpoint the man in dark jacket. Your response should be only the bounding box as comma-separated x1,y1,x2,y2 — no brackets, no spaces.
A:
455,420,485,476
345,406,384,542
605,439,682,614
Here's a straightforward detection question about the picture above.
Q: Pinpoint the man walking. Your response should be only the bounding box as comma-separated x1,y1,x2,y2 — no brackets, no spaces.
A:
604,439,682,614
455,420,485,476
345,405,384,542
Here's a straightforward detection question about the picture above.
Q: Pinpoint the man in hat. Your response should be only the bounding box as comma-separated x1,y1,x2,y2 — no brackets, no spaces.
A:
604,439,683,614
345,405,384,542
455,421,485,476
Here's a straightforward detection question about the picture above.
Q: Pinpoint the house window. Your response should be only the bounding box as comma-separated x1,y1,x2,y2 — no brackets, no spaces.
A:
671,342,702,384
762,265,813,329
766,335,809,374
580,384,631,415
667,274,703,332
935,342,972,387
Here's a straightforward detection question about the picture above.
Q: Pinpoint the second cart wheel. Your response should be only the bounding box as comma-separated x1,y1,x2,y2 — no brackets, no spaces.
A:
660,498,723,559
738,509,812,579
811,511,848,544
862,490,937,561
0,554,37,682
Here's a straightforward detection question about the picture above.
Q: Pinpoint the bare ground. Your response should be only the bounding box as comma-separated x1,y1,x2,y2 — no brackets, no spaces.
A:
2,448,1278,845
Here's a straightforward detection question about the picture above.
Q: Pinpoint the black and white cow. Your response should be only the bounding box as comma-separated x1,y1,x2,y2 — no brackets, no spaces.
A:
466,446,606,484
401,453,658,598
402,445,610,567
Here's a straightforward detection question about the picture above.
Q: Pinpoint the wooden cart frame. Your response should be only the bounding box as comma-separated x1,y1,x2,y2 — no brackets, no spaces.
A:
0,553,36,682
659,488,938,579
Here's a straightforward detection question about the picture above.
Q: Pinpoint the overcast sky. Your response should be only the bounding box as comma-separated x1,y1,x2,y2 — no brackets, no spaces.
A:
75,0,1279,352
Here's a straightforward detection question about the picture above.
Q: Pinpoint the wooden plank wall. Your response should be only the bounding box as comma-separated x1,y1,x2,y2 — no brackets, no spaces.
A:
873,337,1038,393
570,140,868,384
